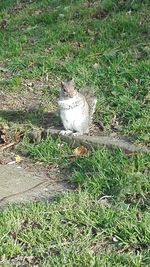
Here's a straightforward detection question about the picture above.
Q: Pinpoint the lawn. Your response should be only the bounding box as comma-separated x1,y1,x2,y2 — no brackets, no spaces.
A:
0,0,150,266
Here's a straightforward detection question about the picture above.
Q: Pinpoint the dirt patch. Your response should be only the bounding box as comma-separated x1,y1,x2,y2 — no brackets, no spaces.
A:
0,78,61,130
0,79,55,111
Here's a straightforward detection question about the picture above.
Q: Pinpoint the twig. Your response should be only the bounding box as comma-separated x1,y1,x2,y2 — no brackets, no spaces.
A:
0,180,49,204
0,141,17,151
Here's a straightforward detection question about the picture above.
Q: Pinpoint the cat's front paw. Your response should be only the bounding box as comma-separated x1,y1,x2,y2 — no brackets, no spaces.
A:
60,130,73,136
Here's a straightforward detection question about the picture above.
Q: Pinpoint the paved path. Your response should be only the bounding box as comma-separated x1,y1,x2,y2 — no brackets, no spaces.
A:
0,164,67,206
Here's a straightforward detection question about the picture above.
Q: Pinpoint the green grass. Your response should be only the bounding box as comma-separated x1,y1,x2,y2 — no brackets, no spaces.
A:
0,149,150,266
0,0,150,266
0,0,150,143
26,136,72,164
1,138,150,266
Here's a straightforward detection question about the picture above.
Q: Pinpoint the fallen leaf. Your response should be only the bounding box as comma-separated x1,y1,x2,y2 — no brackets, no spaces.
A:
73,146,88,156
15,155,23,163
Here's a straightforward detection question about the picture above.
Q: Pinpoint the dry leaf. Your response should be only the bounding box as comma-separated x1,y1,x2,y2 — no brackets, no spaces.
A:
73,146,88,156
15,155,23,163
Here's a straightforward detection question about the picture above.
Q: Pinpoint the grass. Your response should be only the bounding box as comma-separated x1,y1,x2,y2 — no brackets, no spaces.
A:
0,0,150,142
0,0,150,266
0,149,150,266
1,140,150,266
26,136,72,164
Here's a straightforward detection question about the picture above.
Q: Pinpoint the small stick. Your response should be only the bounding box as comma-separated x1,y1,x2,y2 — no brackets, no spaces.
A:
0,141,17,151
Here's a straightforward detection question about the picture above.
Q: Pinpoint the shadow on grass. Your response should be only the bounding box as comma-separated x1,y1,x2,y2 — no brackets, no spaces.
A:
0,109,62,129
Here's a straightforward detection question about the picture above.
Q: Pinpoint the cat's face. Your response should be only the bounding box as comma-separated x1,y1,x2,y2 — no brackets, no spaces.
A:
61,80,77,97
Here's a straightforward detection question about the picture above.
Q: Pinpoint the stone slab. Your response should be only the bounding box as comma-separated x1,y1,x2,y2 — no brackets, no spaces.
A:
0,164,66,206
